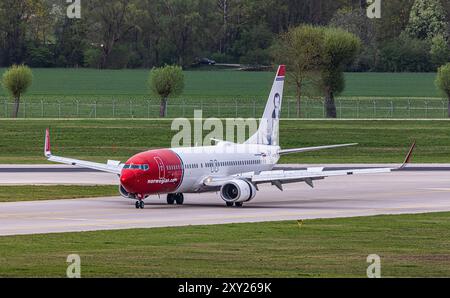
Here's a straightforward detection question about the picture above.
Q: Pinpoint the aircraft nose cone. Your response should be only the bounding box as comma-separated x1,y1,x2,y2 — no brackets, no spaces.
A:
120,170,136,192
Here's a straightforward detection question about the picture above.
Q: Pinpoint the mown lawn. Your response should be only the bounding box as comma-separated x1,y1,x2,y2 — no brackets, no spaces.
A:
0,185,117,202
0,212,449,277
0,69,441,100
0,119,448,164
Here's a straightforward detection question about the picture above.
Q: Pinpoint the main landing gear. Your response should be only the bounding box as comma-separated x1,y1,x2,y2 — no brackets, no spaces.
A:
167,193,184,205
135,200,145,209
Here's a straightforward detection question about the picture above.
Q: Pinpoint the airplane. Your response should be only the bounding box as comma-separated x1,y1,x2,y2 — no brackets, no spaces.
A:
44,65,416,209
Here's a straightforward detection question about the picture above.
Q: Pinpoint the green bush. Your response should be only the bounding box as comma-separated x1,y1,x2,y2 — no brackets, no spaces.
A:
435,63,450,117
430,35,450,69
233,24,273,65
26,46,54,67
149,65,184,117
436,63,450,97
1,65,33,118
84,48,102,68
107,45,131,69
378,34,432,72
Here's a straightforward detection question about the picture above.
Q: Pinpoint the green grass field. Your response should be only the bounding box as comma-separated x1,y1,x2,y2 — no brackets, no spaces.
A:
0,185,117,202
0,212,449,277
0,69,445,119
0,68,441,100
0,119,449,164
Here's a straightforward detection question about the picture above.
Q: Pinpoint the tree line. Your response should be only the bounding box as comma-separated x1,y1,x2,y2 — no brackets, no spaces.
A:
0,0,449,71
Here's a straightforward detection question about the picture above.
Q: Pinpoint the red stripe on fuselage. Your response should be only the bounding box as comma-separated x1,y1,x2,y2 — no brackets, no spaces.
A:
120,149,184,196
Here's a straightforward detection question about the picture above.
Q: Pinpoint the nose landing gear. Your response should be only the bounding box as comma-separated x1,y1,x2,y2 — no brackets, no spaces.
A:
135,200,145,209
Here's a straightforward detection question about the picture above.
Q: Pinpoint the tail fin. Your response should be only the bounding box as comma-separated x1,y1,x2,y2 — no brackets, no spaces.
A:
245,65,285,146
44,128,52,157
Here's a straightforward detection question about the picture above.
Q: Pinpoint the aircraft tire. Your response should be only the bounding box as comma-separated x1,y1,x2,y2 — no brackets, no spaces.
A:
167,195,175,205
175,193,184,205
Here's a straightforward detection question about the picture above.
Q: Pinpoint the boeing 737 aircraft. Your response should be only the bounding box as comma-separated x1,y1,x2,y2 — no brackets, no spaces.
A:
44,65,415,209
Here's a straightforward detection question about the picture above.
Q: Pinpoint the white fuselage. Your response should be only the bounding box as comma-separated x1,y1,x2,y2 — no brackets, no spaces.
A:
172,143,280,193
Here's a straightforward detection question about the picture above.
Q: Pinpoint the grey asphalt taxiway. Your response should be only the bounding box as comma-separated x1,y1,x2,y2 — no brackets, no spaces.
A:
1,164,450,236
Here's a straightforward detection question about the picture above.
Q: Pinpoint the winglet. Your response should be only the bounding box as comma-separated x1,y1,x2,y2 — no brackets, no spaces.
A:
44,128,52,157
399,140,416,170
277,65,286,77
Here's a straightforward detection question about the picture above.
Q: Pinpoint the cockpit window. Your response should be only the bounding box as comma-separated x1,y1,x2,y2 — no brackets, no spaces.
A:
123,164,149,171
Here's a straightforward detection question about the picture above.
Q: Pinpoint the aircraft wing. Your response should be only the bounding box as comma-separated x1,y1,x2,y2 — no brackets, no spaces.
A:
204,141,416,190
44,129,123,175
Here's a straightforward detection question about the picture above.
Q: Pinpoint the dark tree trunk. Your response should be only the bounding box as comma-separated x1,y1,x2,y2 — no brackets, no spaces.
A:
296,83,302,118
324,90,337,118
448,98,450,118
160,98,168,117
12,97,20,118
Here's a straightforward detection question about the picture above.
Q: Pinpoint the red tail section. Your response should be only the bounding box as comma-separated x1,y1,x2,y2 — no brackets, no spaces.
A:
44,128,52,157
277,65,286,77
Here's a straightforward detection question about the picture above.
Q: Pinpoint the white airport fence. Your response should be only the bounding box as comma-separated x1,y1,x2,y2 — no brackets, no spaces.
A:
0,98,448,119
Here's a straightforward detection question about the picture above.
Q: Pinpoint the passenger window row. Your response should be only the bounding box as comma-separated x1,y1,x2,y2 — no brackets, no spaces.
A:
184,164,199,169
205,160,261,167
125,159,262,172
167,164,182,170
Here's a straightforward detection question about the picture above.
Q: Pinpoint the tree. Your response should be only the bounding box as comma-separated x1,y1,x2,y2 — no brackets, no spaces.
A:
272,25,324,117
54,17,88,67
149,65,184,117
329,7,377,71
373,0,414,44
85,0,141,69
320,27,361,118
1,65,33,118
435,63,450,117
234,24,273,65
430,35,450,69
0,0,33,65
405,0,448,40
379,33,432,72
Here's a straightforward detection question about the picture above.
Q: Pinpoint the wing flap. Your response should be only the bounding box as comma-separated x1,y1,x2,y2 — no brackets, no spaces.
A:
250,167,392,184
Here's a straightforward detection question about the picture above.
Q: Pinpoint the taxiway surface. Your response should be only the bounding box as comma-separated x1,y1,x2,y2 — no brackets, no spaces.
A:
0,165,449,236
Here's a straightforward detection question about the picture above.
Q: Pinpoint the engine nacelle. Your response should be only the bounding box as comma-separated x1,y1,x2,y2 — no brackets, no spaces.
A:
119,185,135,199
220,179,257,203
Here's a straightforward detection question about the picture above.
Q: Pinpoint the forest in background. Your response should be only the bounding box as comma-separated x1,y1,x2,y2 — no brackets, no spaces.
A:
0,0,449,72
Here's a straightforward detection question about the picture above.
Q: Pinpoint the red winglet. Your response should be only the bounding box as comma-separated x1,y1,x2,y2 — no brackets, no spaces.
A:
277,65,286,77
399,140,416,169
44,128,51,157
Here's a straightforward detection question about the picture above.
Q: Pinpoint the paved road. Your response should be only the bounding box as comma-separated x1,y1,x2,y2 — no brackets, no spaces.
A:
1,168,449,236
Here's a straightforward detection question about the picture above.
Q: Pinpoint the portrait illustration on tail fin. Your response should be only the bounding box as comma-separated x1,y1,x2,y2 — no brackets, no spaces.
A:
245,65,285,146
266,93,281,145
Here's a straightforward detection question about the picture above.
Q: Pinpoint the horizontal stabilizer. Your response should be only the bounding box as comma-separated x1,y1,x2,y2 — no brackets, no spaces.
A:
279,143,358,155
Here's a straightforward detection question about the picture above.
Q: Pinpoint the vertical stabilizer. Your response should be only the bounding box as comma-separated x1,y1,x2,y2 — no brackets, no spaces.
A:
245,65,285,146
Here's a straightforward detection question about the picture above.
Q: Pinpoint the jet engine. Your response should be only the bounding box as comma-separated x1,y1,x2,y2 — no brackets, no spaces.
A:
119,185,135,199
220,179,257,203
